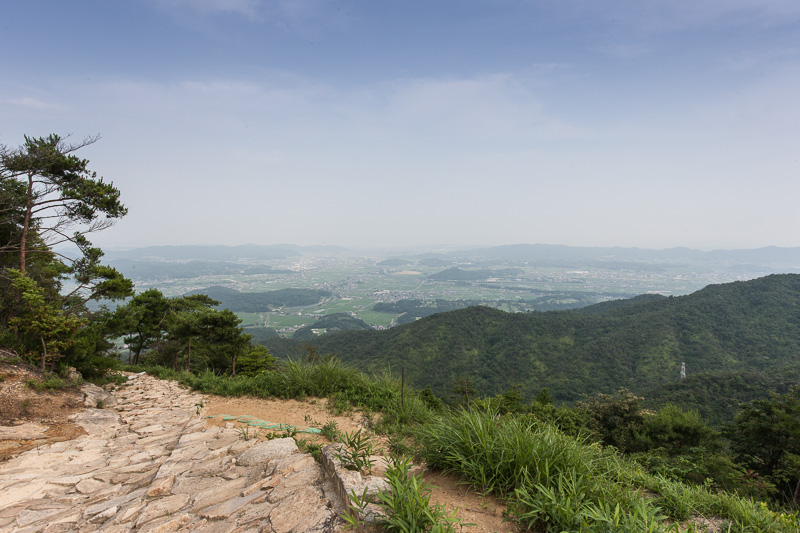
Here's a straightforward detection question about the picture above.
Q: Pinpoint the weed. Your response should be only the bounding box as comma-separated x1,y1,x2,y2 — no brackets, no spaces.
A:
237,426,258,441
386,433,414,457
267,427,298,440
26,374,69,392
195,401,204,415
96,399,105,409
321,420,341,442
334,429,381,475
295,438,323,462
20,397,31,413
344,454,471,532
327,394,353,416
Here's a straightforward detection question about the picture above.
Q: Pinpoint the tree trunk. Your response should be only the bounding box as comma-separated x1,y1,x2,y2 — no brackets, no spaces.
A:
20,172,34,274
40,336,47,371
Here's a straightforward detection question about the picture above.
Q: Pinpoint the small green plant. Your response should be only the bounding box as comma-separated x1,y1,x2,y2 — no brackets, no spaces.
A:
26,374,69,392
20,397,31,413
195,401,204,415
386,433,414,457
344,454,471,532
305,415,342,442
321,420,341,442
295,437,323,462
334,429,381,475
269,426,298,439
237,426,258,441
327,394,353,416
96,399,105,409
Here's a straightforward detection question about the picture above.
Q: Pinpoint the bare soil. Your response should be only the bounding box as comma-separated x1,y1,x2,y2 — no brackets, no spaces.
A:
0,361,86,461
202,395,515,532
0,363,515,531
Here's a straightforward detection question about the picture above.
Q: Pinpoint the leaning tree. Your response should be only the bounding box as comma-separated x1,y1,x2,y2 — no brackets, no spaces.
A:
0,134,131,303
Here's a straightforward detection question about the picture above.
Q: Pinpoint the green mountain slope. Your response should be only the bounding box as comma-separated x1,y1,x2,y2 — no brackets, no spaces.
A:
264,274,800,422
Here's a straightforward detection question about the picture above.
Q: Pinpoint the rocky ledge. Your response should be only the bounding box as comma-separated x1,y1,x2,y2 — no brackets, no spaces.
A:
0,372,386,532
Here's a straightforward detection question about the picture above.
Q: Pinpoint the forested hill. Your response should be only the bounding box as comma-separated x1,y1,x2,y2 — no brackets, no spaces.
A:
264,274,800,422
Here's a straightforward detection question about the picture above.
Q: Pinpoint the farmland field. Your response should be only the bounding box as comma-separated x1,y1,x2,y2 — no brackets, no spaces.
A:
108,245,798,340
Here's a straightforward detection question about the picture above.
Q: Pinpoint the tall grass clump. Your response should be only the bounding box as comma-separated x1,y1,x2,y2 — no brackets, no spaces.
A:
345,454,468,532
416,407,787,532
129,359,406,414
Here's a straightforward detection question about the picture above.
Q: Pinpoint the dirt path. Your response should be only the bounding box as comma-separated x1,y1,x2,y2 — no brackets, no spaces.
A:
0,367,514,532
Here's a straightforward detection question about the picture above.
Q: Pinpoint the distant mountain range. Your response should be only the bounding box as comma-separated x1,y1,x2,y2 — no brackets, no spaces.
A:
103,244,348,262
447,244,800,266
263,274,800,423
101,243,800,267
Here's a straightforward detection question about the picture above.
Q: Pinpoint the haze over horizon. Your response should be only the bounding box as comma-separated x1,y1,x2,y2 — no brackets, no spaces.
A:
3,1,800,251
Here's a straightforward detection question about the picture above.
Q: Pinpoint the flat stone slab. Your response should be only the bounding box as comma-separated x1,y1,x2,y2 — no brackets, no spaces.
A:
0,423,49,441
0,372,348,532
70,408,119,433
235,437,298,466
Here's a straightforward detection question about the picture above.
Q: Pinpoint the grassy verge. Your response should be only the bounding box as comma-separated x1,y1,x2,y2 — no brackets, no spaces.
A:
126,362,799,532
416,407,796,532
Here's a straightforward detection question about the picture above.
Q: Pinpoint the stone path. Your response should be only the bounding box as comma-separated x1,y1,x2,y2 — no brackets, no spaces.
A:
0,372,356,532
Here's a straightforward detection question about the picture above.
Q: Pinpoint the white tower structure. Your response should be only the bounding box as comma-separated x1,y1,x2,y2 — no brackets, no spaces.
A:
680,362,686,380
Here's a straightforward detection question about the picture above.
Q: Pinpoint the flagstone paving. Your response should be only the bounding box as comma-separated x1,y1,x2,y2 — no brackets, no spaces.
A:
0,372,362,532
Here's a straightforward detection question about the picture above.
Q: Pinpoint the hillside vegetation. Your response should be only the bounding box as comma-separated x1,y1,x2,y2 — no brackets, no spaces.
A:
265,274,800,423
137,359,800,531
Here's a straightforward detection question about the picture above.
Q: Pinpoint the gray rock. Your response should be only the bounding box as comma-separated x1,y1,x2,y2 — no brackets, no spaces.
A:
81,383,117,408
70,408,119,433
135,493,191,528
235,438,298,467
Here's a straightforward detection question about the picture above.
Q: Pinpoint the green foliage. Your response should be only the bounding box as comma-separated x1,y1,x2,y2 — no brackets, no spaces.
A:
320,420,341,442
333,429,381,475
294,438,322,462
135,358,794,531
26,373,77,392
293,313,372,340
632,404,717,455
726,387,800,504
8,271,86,370
0,134,131,300
112,289,252,375
132,358,404,415
235,344,277,377
0,136,132,377
416,407,786,531
578,388,645,452
275,274,800,424
345,454,467,533
237,426,258,441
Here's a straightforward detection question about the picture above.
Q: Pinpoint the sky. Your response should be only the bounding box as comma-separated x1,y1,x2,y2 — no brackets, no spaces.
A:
2,0,800,251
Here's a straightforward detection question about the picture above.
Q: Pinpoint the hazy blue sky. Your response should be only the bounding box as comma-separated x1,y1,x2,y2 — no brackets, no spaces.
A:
2,0,799,250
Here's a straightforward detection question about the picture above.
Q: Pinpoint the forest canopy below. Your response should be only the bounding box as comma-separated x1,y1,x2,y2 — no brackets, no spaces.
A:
264,273,800,424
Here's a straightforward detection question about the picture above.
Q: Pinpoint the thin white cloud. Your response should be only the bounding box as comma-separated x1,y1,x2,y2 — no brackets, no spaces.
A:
7,96,67,111
151,0,341,30
556,0,800,32
154,0,261,18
